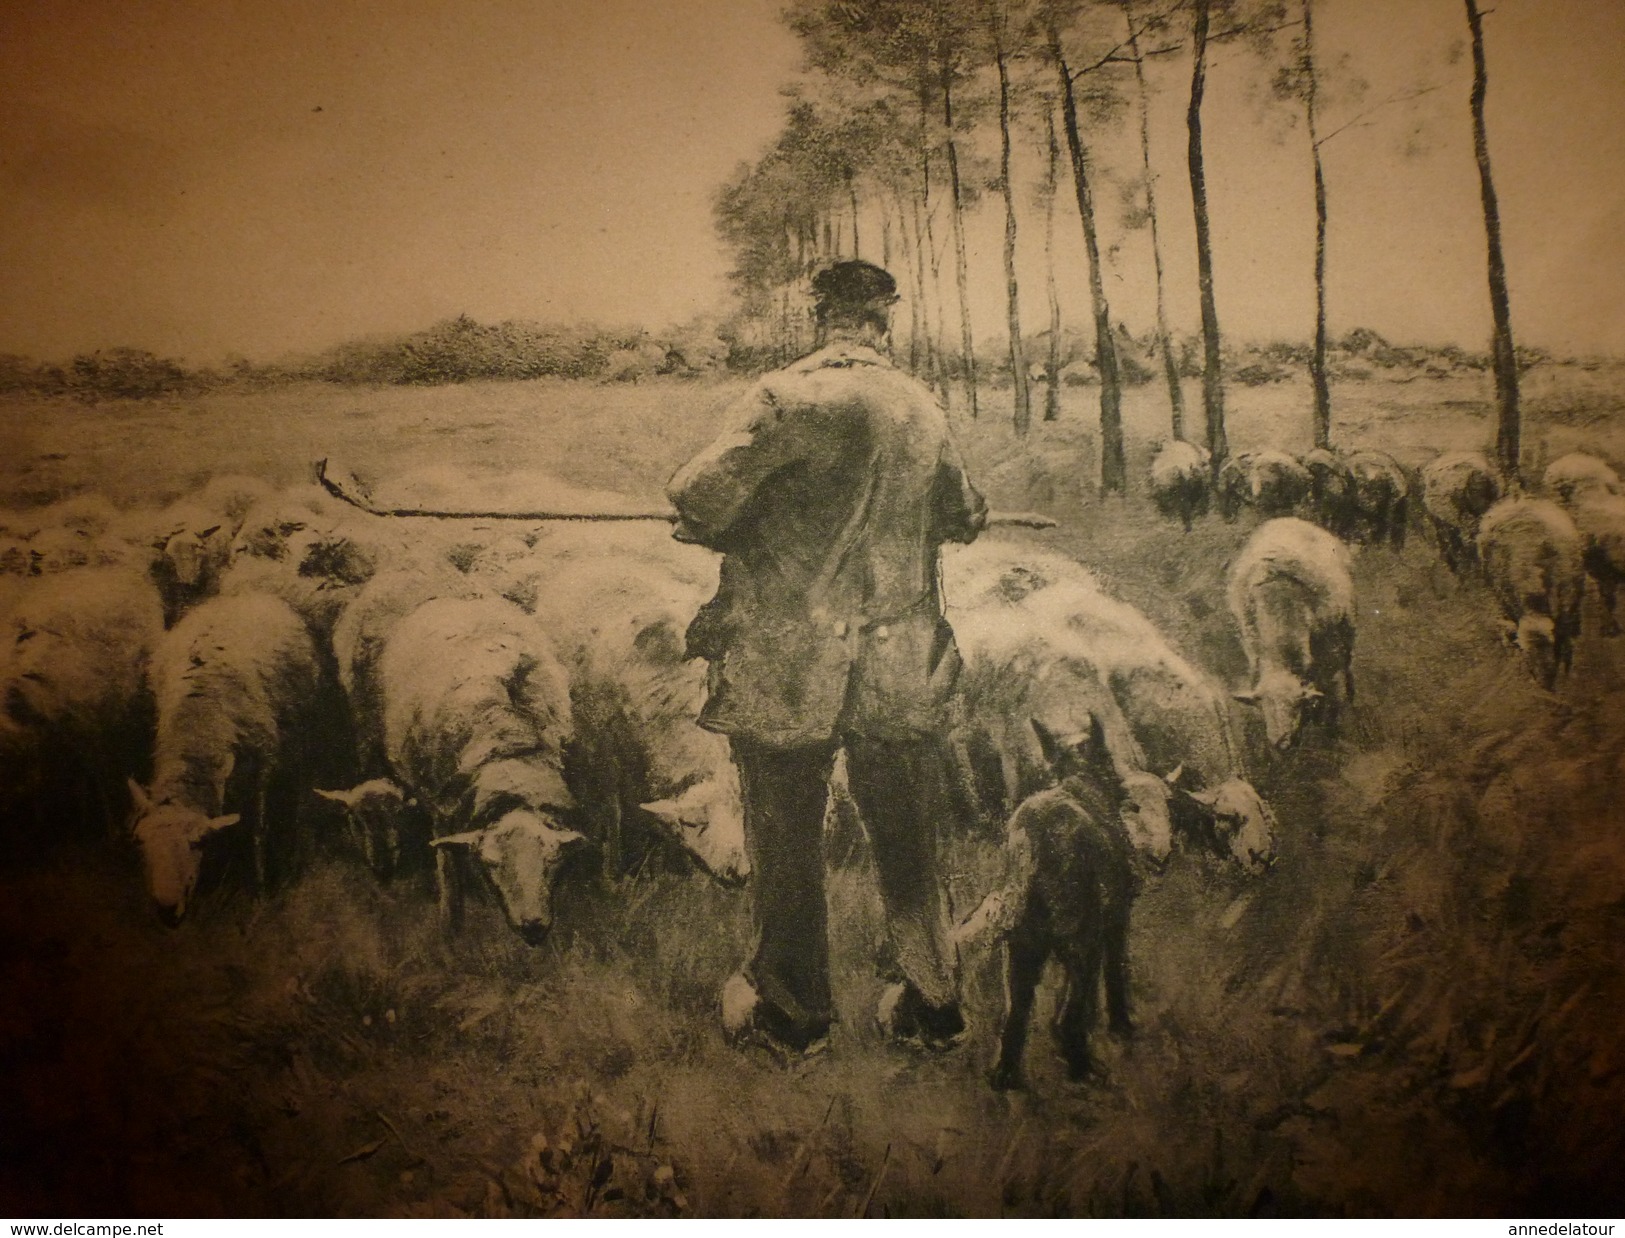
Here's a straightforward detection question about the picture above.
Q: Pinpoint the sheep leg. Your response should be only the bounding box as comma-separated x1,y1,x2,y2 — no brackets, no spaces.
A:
991,925,1046,1091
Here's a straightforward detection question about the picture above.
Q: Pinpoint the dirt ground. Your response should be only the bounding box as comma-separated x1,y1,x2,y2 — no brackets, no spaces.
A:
2,365,1624,1217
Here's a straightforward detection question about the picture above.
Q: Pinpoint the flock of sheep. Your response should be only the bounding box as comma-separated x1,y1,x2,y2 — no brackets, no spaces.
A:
1149,440,1625,691
1,437,1617,1084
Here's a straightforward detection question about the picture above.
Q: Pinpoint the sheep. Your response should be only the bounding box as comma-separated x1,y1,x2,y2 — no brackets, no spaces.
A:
320,563,484,879
1543,452,1620,508
1422,451,1501,574
1476,497,1585,689
531,547,747,886
1343,449,1410,549
0,567,163,836
1216,450,1312,522
1148,441,1211,532
222,486,387,638
367,595,586,943
945,539,1276,873
1226,517,1356,750
148,500,236,627
130,592,334,923
1569,492,1625,636
1299,448,1357,540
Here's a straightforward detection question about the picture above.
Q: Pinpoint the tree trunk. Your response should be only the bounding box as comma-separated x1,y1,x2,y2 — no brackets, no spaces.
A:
1051,22,1125,494
1188,0,1227,474
993,25,1032,437
1466,0,1520,483
1304,0,1332,449
917,68,954,406
1043,106,1064,423
1126,0,1187,441
848,171,862,260
941,49,980,419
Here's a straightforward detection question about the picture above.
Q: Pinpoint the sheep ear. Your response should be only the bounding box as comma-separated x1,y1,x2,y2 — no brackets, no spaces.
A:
430,831,483,851
1232,690,1261,705
126,778,153,817
192,813,241,844
1184,787,1220,809
1303,685,1324,700
1163,764,1186,788
314,786,359,808
640,798,681,827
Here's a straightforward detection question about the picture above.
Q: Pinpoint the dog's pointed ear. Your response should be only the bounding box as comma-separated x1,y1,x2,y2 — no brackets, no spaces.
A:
1163,763,1186,788
1030,717,1068,771
1085,711,1110,758
127,778,153,817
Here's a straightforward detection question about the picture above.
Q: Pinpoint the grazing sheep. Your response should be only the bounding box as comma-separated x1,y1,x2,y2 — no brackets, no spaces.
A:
1344,449,1410,549
149,500,235,626
1148,441,1211,532
1227,517,1356,750
1216,450,1312,522
368,596,586,943
945,540,1276,872
0,568,163,835
1299,448,1357,540
533,547,746,885
1422,451,1501,574
1570,492,1625,636
130,592,333,923
222,486,386,638
321,563,484,879
1477,497,1585,689
1543,452,1620,508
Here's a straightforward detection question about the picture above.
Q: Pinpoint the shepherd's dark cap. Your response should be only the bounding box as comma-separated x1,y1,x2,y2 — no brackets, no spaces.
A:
811,260,899,308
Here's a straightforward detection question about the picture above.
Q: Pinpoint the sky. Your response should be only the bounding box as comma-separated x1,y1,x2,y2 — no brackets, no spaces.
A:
1,0,1622,364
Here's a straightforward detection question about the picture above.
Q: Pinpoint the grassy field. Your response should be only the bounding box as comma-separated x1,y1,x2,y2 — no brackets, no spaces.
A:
3,365,1625,1217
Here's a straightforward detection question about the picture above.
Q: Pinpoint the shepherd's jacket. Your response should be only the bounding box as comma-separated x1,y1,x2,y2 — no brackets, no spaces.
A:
667,341,986,748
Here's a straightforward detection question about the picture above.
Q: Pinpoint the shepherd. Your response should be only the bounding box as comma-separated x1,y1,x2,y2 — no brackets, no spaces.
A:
667,259,987,1058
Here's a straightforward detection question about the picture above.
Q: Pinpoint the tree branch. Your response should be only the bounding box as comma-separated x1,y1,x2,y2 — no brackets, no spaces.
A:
1067,0,1186,80
1316,84,1442,148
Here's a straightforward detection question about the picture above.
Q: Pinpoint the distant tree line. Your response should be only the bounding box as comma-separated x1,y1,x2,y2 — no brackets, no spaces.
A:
715,0,1533,486
0,316,735,400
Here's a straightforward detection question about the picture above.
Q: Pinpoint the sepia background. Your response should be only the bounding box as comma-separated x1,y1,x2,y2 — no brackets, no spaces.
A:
2,0,1623,1218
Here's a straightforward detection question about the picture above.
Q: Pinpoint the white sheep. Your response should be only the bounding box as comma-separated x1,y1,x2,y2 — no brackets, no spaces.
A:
1148,440,1211,532
1570,491,1625,636
0,567,164,834
320,562,485,878
1343,449,1410,549
945,538,1276,873
1543,452,1620,508
1477,497,1585,689
1226,517,1357,751
1217,450,1311,522
222,485,389,638
130,591,331,923
371,595,586,943
532,546,746,886
1422,451,1502,574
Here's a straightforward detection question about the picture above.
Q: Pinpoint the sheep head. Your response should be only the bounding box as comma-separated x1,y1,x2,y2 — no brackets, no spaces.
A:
431,809,587,945
127,780,241,925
